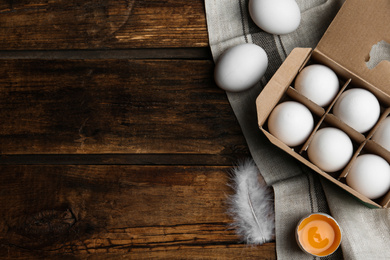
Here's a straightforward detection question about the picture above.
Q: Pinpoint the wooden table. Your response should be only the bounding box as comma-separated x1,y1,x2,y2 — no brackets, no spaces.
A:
0,1,276,258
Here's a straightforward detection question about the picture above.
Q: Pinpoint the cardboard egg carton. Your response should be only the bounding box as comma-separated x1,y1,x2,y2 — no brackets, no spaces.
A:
256,0,390,208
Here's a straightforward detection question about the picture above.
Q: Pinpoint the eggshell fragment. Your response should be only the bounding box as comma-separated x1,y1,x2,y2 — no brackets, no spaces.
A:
307,127,353,172
296,213,342,257
294,64,339,107
333,88,380,133
249,0,301,35
372,117,390,151
214,43,268,92
268,101,314,147
346,154,390,199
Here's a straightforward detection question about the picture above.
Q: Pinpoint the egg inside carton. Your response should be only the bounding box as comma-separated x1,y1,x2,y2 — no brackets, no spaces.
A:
264,56,390,207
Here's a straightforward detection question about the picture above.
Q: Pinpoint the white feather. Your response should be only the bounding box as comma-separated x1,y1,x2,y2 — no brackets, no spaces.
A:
227,158,275,244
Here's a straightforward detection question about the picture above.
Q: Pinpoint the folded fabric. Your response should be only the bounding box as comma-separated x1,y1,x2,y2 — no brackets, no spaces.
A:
205,0,390,259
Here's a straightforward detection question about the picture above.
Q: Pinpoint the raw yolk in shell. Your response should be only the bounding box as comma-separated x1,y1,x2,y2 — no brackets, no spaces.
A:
297,214,341,257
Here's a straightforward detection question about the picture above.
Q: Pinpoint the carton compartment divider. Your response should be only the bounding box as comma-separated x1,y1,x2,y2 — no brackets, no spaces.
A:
256,41,390,207
327,80,389,142
338,141,366,180
311,50,353,82
362,141,390,169
260,103,321,153
336,143,384,208
339,140,390,207
256,48,312,127
286,87,325,117
256,0,390,208
299,118,360,180
367,107,390,141
298,114,324,154
325,78,351,115
380,191,390,208
261,88,323,153
323,114,366,144
312,50,390,106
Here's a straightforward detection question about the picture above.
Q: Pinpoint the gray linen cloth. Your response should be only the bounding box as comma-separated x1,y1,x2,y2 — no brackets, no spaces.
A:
205,0,390,259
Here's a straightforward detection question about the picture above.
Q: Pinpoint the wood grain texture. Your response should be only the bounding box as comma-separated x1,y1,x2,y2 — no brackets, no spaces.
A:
0,0,278,258
0,0,208,50
0,59,249,157
0,154,245,165
0,48,213,60
0,165,275,259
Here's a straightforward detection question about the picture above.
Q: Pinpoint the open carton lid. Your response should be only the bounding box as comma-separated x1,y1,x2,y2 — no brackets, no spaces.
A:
315,0,390,97
256,0,390,208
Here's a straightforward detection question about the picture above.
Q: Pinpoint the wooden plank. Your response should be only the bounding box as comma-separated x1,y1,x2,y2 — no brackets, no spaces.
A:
0,48,212,60
0,154,246,166
0,59,249,157
0,165,275,259
0,0,208,50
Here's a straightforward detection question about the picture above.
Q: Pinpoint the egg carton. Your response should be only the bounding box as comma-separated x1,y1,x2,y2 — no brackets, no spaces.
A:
256,0,390,208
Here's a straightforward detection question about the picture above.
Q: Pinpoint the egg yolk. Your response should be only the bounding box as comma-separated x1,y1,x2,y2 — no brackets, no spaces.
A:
297,214,341,256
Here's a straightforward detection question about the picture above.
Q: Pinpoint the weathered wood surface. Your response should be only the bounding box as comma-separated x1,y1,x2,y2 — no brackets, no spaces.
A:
0,0,208,50
0,165,275,259
0,0,277,258
0,59,248,157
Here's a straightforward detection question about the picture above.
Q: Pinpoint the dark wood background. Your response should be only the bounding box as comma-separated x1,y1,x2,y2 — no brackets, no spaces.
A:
0,0,276,258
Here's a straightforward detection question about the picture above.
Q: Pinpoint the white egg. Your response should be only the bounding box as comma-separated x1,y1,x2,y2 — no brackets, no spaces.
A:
294,64,339,107
333,88,380,133
249,0,301,35
307,127,353,172
214,43,268,92
268,101,314,147
372,117,390,151
346,154,390,199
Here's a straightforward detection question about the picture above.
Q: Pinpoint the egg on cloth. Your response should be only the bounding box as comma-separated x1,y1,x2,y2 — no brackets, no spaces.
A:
333,88,380,133
294,64,339,107
307,127,353,172
346,154,390,200
214,43,268,92
268,101,314,147
372,117,390,151
249,0,301,35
